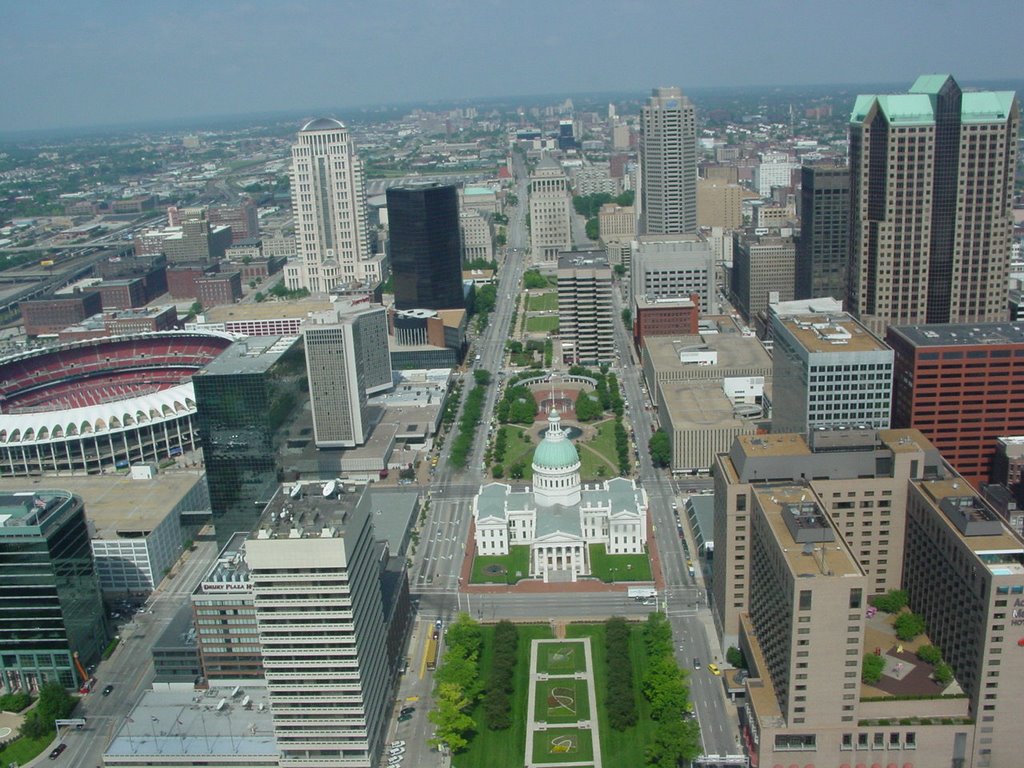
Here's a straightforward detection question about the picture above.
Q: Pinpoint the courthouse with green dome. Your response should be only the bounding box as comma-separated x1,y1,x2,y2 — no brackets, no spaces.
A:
473,408,648,581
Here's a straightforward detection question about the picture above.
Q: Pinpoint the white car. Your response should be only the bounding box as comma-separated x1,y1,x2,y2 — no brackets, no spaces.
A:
388,741,406,749
387,757,402,766
388,747,406,757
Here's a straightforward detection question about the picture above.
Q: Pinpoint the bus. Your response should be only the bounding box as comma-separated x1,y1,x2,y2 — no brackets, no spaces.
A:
425,635,439,671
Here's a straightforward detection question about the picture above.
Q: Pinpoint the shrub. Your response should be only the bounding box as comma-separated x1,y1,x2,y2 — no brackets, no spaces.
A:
862,653,886,684
934,663,954,686
916,644,942,665
491,464,504,479
726,646,747,670
605,617,637,729
894,612,927,641
873,589,909,614
0,691,31,712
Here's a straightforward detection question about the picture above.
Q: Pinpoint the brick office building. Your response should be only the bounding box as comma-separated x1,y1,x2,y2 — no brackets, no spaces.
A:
632,295,699,348
21,291,103,336
887,323,1024,488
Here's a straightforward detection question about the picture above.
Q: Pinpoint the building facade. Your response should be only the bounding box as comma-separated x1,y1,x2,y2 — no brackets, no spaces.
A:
303,304,391,448
21,291,102,337
459,210,493,263
388,184,464,310
770,310,893,435
597,203,636,242
697,178,744,230
557,252,614,365
630,235,715,313
0,491,108,692
849,75,1019,333
887,322,1024,488
528,159,573,263
639,87,697,235
731,231,796,323
289,118,372,292
795,165,850,301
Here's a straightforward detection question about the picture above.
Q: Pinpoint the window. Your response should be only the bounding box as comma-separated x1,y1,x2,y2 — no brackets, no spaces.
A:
799,590,812,610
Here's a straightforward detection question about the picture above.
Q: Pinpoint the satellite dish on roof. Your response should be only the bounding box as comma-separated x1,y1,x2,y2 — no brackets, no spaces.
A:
323,480,337,498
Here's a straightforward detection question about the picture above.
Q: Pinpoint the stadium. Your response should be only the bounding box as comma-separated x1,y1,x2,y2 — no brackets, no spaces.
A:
0,331,234,476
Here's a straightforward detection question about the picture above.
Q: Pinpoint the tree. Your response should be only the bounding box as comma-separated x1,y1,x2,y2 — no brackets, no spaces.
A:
862,653,885,684
523,270,548,289
613,263,626,277
934,662,954,686
873,589,909,613
645,719,702,768
620,308,633,330
509,462,526,479
585,217,599,240
648,429,671,468
491,463,504,478
19,680,75,739
475,284,498,315
473,369,492,386
574,392,601,422
916,644,942,665
428,682,476,754
445,613,484,659
894,612,927,641
189,301,203,316
434,652,483,702
642,655,689,721
726,646,748,669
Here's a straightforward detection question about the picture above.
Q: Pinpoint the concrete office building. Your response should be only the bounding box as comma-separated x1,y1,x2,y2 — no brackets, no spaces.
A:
557,251,614,365
0,490,108,692
770,310,893,435
639,87,697,235
303,304,391,448
717,428,1024,768
630,235,715,313
753,151,798,197
288,118,372,292
849,75,1019,333
244,485,399,768
887,322,1024,488
731,231,796,323
192,337,306,545
795,165,850,301
597,203,636,242
459,210,493,262
388,183,463,311
696,178,744,230
528,158,573,263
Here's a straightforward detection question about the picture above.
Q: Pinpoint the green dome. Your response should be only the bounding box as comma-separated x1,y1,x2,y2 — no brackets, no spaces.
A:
532,409,580,470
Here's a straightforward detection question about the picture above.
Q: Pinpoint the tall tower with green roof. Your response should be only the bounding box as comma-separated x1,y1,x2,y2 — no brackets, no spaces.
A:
848,75,1019,333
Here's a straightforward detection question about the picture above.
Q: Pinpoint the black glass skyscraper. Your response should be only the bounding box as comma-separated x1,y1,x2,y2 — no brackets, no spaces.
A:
795,165,850,301
387,184,463,310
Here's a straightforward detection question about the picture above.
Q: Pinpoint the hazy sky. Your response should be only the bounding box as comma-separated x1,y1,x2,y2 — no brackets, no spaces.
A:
1,0,1019,132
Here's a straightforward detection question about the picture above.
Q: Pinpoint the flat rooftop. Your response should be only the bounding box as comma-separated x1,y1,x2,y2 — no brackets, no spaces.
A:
103,682,276,764
253,481,366,541
661,379,758,430
753,485,861,577
889,322,1024,348
733,432,813,459
915,479,1024,565
645,328,772,376
196,336,298,376
0,473,205,538
196,530,251,594
777,313,889,354
204,299,334,323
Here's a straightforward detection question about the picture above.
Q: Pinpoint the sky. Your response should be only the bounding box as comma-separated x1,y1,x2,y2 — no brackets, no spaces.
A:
1,0,1020,133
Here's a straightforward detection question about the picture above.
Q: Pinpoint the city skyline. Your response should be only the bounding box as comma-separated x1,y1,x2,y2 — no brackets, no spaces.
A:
1,0,1022,132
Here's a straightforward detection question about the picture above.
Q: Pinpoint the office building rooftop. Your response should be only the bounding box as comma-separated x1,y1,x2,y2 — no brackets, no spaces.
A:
196,336,299,376
776,312,888,354
888,322,1024,348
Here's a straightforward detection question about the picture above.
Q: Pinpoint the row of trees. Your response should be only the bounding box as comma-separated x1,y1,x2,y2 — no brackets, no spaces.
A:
449,378,488,469
483,621,519,729
605,616,638,729
614,418,631,475
496,383,538,424
429,614,485,754
523,269,548,290
642,614,702,767
648,429,671,468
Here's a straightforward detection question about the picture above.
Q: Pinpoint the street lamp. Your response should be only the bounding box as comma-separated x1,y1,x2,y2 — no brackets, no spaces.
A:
610,567,617,584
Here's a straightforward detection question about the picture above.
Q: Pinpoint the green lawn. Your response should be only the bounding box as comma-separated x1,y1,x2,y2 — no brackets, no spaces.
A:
525,316,559,333
534,678,591,723
566,622,658,767
576,419,621,481
526,292,558,311
494,426,535,481
535,641,588,675
589,544,652,583
530,727,595,763
0,734,52,766
452,624,553,768
470,546,531,584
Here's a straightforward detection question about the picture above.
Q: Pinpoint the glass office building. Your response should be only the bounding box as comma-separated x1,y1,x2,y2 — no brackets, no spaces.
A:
0,490,108,692
192,337,306,545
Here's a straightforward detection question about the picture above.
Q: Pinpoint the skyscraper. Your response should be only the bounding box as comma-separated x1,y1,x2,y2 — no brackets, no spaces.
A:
528,158,573,263
288,118,371,293
387,183,463,310
795,165,850,300
302,303,391,448
639,87,697,235
848,75,1019,333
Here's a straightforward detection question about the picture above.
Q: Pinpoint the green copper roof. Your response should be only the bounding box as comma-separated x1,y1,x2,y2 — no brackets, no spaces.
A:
532,434,580,470
961,91,1017,123
909,74,953,95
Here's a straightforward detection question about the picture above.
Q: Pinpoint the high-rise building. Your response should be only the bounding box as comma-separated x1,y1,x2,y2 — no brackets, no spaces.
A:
192,336,306,544
387,184,463,310
887,322,1024,488
770,309,893,435
245,485,401,768
639,86,697,235
528,158,573,263
557,251,614,365
303,303,391,448
730,231,796,323
597,203,636,242
630,235,715,313
288,118,371,293
849,75,1019,333
715,427,1024,768
752,151,798,198
795,165,850,301
0,490,108,691
696,178,744,230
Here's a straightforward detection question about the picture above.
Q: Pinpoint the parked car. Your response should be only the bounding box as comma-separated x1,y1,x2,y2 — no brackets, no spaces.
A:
398,713,413,722
388,741,406,749
387,757,403,766
400,706,415,716
388,747,405,757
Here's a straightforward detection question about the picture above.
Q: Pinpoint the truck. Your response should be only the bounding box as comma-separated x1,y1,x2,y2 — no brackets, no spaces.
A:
627,587,657,601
